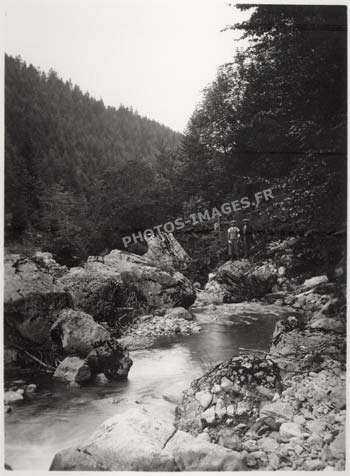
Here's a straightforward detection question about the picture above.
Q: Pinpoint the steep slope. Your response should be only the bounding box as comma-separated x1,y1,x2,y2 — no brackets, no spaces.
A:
5,55,182,263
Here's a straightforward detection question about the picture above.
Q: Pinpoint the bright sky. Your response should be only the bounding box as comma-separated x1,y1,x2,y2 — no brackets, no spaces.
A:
4,0,250,132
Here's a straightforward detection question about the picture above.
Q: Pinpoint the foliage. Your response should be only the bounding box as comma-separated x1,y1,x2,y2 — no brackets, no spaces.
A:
177,5,346,236
179,5,346,184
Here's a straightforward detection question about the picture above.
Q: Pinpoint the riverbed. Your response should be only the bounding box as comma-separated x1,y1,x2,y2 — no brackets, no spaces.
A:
5,303,294,470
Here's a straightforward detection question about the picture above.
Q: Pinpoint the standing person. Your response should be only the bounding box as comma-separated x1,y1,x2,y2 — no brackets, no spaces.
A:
242,218,255,258
227,220,241,261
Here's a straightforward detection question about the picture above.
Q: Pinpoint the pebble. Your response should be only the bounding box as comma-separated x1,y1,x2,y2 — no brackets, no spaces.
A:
260,401,294,420
308,432,323,445
201,406,216,425
219,433,242,451
212,384,221,394
250,450,267,461
334,413,345,423
294,444,304,455
236,401,250,416
268,453,280,469
272,392,280,402
215,398,226,419
279,422,302,439
26,384,37,393
262,416,278,430
4,389,24,404
323,431,333,443
231,381,242,394
268,431,281,441
245,454,257,467
233,423,247,432
220,377,234,392
293,415,305,425
304,459,324,470
243,439,259,451
195,390,212,410
94,373,109,385
306,419,327,434
258,437,279,452
335,460,345,471
278,266,286,276
309,371,319,377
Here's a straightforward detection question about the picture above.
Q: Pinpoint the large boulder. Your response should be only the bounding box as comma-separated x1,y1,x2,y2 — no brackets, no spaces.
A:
4,254,72,344
59,249,195,321
101,250,195,309
143,232,192,272
53,356,91,384
204,260,277,303
50,308,111,356
50,406,177,471
176,354,282,437
58,265,129,323
50,406,244,471
52,339,132,383
87,342,133,380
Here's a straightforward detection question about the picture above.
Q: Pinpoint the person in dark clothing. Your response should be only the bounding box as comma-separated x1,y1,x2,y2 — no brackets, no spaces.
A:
242,218,255,258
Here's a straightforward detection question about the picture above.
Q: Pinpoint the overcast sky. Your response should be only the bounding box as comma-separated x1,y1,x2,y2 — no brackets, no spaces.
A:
4,0,250,132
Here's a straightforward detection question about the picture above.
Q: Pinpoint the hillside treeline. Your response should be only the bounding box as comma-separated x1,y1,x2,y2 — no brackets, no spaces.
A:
5,54,182,262
5,5,347,269
178,4,346,275
181,4,346,198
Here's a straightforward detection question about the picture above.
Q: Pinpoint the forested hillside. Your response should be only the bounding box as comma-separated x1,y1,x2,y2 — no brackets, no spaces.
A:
5,54,182,263
179,5,346,197
176,4,346,278
5,5,346,271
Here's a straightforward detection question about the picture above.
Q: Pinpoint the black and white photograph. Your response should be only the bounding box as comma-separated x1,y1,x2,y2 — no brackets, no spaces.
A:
2,0,347,472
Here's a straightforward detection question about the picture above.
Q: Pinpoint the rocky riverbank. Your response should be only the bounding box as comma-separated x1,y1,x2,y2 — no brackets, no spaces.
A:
175,269,346,471
50,405,244,471
4,235,195,387
5,231,346,471
49,252,346,471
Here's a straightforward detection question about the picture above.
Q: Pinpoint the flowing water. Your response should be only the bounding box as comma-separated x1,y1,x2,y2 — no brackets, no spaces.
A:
5,303,294,470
